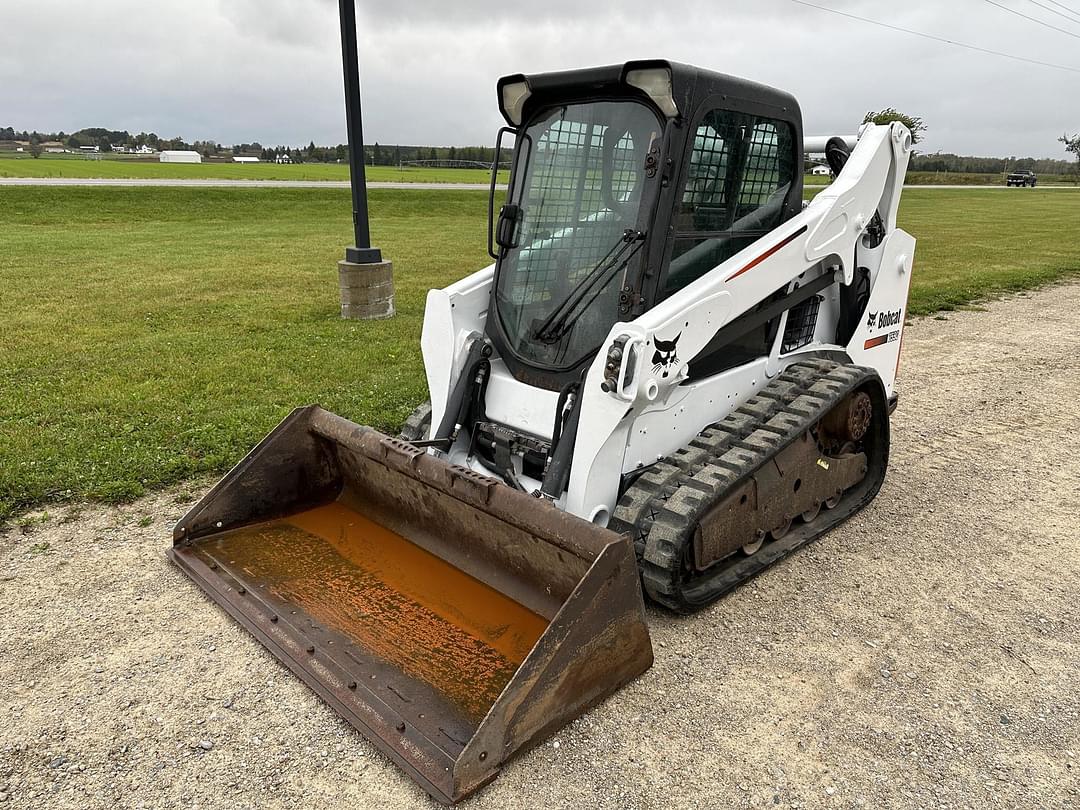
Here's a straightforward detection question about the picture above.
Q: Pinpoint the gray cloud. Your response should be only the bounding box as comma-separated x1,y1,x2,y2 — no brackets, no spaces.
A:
1,1,1076,157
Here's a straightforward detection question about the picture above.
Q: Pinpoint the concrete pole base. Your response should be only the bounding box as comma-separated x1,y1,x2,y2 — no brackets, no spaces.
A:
338,259,395,320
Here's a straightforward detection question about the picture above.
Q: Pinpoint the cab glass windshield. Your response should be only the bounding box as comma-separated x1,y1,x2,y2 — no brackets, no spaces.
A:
495,100,660,368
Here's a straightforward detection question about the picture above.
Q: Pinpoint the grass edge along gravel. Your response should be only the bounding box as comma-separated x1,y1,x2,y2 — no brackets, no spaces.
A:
1,186,1079,521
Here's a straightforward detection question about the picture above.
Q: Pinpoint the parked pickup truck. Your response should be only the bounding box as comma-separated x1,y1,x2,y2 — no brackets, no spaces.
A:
1006,169,1037,187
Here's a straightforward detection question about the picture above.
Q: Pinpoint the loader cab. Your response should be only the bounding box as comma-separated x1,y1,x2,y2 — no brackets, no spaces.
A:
488,60,803,391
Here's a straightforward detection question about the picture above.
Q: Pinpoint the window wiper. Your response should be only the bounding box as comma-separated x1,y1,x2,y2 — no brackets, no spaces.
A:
533,229,645,344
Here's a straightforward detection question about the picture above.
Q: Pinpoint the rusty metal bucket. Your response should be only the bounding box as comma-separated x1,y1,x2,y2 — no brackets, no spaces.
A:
169,406,652,804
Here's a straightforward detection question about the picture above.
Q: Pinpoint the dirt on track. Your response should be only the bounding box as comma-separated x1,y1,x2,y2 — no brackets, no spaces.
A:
2,284,1078,810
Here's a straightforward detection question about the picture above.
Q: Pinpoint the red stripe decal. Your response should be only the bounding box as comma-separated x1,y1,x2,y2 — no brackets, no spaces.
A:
725,224,808,283
864,335,889,350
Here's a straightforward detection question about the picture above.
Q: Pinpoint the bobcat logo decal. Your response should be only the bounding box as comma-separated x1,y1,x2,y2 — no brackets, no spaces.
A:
651,333,681,379
867,309,903,331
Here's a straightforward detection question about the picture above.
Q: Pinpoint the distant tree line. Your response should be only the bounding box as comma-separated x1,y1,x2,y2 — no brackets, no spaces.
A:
11,122,1070,174
1,126,503,166
909,153,1073,175
361,143,500,166
0,126,199,153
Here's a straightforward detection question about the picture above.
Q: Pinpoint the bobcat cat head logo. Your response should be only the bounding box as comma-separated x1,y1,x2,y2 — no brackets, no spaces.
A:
866,311,878,330
651,333,681,378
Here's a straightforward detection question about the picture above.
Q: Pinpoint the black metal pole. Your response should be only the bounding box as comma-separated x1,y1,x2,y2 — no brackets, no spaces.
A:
338,0,381,264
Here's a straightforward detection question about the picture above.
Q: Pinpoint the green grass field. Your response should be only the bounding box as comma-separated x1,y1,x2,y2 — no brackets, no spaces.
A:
0,155,504,184
2,187,1079,519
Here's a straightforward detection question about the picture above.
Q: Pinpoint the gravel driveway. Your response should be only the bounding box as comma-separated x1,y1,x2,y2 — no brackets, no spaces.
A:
2,284,1078,809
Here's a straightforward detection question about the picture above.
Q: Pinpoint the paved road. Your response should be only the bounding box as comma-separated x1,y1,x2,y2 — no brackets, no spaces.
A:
2,176,1078,190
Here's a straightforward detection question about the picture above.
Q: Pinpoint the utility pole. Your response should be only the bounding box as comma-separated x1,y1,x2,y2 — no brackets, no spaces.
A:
336,0,395,319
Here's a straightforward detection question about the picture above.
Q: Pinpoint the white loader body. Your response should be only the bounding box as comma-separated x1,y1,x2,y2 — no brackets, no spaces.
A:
422,122,915,527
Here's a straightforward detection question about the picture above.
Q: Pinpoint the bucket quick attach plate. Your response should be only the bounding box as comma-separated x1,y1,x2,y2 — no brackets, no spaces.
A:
169,406,653,804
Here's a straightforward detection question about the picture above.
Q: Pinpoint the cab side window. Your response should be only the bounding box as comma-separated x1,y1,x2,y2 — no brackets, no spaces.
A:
664,110,796,296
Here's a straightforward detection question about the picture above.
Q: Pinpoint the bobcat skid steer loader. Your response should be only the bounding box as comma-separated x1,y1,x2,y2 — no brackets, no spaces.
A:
170,60,915,803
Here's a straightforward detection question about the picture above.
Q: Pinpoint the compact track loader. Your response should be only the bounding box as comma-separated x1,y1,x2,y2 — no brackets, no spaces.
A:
171,61,915,803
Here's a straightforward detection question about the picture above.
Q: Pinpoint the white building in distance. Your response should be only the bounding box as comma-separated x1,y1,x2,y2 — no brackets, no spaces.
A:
233,156,260,163
160,150,202,164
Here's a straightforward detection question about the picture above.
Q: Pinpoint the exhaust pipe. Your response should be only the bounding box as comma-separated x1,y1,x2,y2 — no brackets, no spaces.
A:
170,405,652,803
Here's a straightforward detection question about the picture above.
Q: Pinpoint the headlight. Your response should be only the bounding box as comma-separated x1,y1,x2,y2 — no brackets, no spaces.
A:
625,67,679,118
499,80,532,127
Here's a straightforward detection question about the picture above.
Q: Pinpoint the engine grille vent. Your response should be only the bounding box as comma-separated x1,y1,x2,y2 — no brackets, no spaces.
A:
782,294,822,353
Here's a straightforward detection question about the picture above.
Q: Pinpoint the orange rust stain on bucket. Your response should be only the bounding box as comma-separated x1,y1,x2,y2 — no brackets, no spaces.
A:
207,502,548,723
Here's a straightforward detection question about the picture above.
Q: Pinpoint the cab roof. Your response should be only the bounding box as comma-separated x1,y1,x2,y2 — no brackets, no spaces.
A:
497,59,800,129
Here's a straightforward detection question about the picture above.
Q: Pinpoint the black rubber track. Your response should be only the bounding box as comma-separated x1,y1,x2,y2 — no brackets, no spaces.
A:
609,359,890,614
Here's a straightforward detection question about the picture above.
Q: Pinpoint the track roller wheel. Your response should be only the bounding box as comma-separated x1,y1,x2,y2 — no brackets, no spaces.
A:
742,531,765,556
801,502,822,523
770,519,793,540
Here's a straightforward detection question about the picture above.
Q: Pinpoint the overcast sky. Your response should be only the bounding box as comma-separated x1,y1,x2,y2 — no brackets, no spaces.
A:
2,0,1078,158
